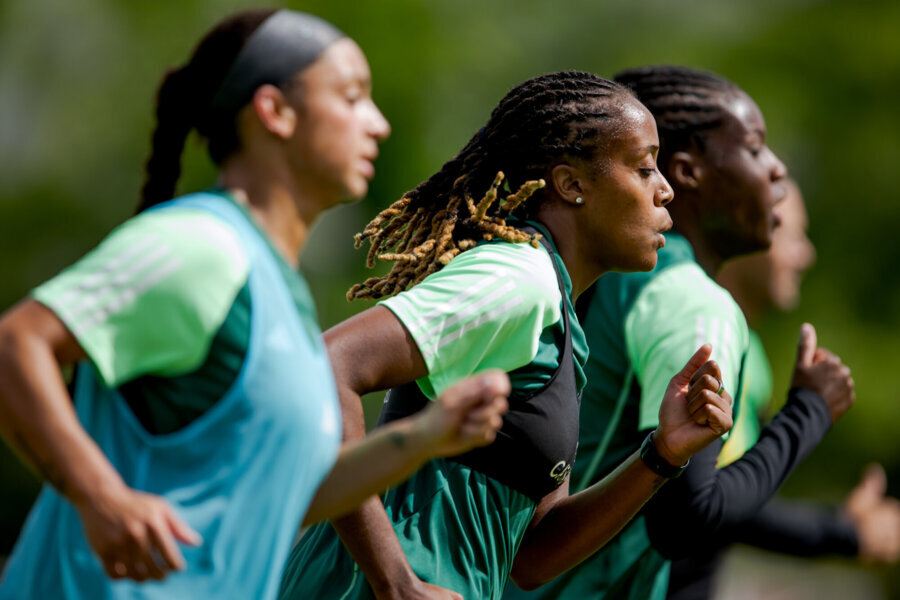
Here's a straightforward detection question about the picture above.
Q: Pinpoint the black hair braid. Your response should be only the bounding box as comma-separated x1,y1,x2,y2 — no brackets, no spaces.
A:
349,70,634,300
613,65,739,166
138,9,275,213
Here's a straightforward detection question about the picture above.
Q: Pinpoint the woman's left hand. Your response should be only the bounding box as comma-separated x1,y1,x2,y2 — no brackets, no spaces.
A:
654,344,733,467
417,370,510,458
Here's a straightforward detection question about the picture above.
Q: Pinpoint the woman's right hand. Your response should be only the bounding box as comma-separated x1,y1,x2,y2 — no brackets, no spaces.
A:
654,344,734,468
75,484,201,581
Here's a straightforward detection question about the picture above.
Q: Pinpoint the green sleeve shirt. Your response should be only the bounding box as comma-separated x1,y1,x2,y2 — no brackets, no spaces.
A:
33,206,249,387
380,239,587,399
625,260,749,430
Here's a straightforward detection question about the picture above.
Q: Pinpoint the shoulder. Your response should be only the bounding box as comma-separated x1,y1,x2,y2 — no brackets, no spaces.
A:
382,241,561,324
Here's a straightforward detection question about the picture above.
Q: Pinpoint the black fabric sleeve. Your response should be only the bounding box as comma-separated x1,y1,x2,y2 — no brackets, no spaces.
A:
728,497,859,556
644,387,833,559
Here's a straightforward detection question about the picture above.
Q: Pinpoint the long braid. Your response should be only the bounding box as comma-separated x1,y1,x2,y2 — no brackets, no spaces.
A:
613,65,738,169
138,9,275,212
349,71,633,301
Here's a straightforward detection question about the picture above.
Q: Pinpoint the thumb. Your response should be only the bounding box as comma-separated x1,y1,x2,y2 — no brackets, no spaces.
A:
795,323,817,367
672,344,713,387
858,463,888,500
439,370,510,411
166,509,202,547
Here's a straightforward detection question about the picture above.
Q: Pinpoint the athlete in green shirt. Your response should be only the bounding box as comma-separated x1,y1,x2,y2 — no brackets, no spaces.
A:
505,66,857,600
280,71,734,600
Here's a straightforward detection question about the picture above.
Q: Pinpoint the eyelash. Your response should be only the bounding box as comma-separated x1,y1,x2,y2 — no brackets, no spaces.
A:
639,168,656,178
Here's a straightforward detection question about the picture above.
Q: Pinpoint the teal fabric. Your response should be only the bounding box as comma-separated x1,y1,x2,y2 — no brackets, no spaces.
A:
0,193,341,600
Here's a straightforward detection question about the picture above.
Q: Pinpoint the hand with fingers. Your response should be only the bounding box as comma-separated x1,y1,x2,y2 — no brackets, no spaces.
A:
418,370,510,459
845,463,900,564
386,581,465,600
790,323,855,424
654,344,734,468
76,484,201,581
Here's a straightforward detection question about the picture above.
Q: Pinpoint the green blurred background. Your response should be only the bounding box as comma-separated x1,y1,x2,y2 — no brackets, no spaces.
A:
1,0,898,596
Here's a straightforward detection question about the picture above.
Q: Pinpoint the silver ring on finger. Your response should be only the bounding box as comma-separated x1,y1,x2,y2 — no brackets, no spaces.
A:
716,379,725,396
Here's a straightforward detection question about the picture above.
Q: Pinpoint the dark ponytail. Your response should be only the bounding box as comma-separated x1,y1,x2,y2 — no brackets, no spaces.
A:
138,9,275,212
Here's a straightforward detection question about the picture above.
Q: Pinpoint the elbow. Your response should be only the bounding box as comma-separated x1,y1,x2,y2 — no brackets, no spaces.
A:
509,555,554,591
509,570,546,592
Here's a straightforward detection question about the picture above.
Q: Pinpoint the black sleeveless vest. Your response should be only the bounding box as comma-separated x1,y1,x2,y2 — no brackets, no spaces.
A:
377,231,580,501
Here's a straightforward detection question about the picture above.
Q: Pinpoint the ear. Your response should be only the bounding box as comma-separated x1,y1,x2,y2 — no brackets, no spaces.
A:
250,84,297,140
549,163,588,206
668,151,703,191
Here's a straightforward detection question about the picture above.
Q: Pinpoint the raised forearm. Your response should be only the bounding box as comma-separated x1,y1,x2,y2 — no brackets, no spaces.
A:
511,451,666,590
645,388,832,558
304,417,432,525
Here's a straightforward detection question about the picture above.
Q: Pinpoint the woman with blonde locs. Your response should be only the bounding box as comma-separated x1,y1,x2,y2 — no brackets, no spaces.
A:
0,8,512,599
279,71,735,600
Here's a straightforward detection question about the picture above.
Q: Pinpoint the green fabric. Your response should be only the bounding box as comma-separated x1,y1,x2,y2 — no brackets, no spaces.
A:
33,190,321,435
511,232,750,600
380,230,587,400
281,460,536,600
504,517,669,600
718,329,772,466
33,205,250,387
282,232,586,599
625,260,748,432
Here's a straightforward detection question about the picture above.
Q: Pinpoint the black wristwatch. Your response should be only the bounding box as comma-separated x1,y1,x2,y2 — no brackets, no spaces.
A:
640,431,688,479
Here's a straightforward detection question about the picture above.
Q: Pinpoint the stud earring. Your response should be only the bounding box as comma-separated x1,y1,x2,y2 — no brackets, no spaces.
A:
575,196,584,204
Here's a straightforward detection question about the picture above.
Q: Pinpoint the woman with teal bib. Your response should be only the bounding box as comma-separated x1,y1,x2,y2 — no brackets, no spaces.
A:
280,71,735,600
0,9,510,599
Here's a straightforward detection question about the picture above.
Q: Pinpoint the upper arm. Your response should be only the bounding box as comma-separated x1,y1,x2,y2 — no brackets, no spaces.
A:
324,305,428,396
624,263,748,430
377,242,561,398
0,299,86,366
30,208,249,387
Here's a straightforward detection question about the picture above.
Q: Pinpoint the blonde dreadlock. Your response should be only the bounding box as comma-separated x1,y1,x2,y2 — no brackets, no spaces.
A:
347,70,635,301
348,172,545,300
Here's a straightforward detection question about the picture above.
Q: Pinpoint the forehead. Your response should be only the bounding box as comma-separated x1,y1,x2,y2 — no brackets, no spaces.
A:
604,97,659,156
298,38,371,89
717,91,766,139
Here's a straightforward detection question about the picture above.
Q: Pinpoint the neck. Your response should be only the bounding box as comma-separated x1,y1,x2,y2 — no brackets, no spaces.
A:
533,210,602,299
218,153,321,268
668,198,726,278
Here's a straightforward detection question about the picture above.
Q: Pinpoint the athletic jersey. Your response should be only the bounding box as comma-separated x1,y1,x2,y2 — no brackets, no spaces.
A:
0,191,341,600
504,232,749,600
718,329,772,466
279,226,588,600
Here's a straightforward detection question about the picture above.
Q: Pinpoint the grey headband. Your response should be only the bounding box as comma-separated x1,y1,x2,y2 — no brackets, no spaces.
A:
210,10,345,120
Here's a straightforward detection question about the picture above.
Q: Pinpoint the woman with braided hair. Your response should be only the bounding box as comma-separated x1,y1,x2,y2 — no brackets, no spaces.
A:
0,9,513,599
506,65,856,600
279,71,734,600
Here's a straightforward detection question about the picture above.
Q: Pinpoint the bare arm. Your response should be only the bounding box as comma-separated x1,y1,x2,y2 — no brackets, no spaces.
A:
303,370,508,525
511,345,733,590
325,306,462,599
0,300,199,581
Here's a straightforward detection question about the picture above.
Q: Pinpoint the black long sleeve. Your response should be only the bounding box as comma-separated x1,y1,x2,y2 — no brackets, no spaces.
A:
666,499,859,600
729,496,859,556
645,387,832,559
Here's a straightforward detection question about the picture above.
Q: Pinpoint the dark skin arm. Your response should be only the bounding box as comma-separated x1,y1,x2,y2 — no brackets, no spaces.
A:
327,306,461,599
0,300,200,582
327,307,732,597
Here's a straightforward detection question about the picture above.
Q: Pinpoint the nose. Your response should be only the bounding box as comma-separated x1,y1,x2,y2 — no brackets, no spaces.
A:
770,150,787,182
656,174,674,207
368,100,391,142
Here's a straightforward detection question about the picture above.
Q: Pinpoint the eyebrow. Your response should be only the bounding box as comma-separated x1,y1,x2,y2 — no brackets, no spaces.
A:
633,144,659,157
